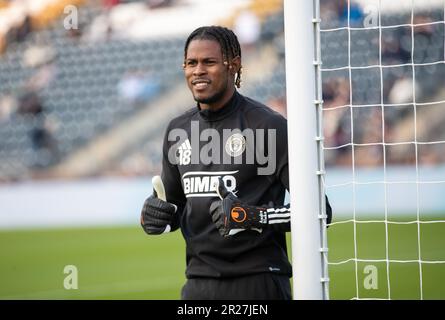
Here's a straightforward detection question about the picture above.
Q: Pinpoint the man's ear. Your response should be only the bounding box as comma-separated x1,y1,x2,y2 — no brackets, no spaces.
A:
229,56,241,76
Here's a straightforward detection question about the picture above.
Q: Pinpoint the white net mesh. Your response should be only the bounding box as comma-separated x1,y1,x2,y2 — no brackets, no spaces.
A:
321,0,445,299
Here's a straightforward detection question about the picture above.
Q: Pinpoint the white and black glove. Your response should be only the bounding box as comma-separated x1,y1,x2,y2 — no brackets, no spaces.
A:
140,175,178,235
209,178,291,238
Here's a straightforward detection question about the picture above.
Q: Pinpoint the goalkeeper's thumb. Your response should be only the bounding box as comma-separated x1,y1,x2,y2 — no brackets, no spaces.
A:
150,175,176,233
152,175,166,201
152,175,177,213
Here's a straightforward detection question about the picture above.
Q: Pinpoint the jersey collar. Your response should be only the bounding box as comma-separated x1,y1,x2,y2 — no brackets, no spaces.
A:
197,91,241,122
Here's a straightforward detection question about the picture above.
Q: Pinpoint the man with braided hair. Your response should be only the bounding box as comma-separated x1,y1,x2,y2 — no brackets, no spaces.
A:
140,25,332,300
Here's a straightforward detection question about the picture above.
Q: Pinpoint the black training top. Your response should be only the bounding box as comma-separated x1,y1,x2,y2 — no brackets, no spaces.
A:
160,90,292,279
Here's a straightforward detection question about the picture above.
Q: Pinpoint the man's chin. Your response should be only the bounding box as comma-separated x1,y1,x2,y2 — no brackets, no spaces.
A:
194,91,225,105
194,95,215,104
193,94,208,102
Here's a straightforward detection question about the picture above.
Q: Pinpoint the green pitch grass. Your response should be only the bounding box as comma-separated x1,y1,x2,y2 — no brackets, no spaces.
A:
0,226,186,299
0,219,444,300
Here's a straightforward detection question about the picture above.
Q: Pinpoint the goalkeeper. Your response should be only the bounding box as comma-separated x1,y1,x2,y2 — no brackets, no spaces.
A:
140,25,332,300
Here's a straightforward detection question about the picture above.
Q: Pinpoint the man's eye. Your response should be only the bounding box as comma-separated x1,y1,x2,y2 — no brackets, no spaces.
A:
186,61,197,67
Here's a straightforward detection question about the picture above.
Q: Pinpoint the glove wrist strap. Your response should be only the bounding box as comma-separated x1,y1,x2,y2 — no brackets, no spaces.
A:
230,203,291,229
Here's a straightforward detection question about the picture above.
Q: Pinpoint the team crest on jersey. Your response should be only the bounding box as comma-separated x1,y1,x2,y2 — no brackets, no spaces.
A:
225,133,246,158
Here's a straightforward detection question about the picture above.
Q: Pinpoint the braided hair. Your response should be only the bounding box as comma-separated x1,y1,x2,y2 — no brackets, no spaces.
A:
183,26,242,88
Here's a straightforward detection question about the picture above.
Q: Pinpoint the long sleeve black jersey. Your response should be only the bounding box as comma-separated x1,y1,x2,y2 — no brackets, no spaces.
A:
160,91,292,279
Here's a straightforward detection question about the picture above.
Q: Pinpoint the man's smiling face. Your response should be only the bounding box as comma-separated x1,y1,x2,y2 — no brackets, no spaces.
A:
184,39,235,111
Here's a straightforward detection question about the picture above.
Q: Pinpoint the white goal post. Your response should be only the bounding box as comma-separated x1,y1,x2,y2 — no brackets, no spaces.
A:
284,0,329,300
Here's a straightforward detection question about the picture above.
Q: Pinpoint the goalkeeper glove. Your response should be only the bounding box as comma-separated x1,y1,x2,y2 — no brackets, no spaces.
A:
209,178,291,238
140,175,177,235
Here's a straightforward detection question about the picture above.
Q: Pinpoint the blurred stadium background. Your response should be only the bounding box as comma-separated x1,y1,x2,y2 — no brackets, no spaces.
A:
0,0,444,299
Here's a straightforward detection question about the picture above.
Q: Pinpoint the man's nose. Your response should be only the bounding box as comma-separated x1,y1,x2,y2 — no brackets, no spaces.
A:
193,63,206,76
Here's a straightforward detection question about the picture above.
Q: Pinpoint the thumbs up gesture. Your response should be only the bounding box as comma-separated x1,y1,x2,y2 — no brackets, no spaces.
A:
140,175,177,235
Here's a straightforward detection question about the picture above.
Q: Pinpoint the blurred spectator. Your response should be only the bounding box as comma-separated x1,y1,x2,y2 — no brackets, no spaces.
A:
381,28,411,65
117,69,161,106
414,14,435,36
0,90,18,122
66,23,83,40
5,13,32,45
321,0,364,28
323,78,351,166
234,9,261,55
420,145,442,165
320,1,341,26
324,78,349,109
17,91,44,116
84,13,114,42
338,1,364,27
412,14,442,98
30,118,59,163
15,14,31,42
388,76,416,105
23,44,56,67
412,14,436,64
17,91,59,167
26,62,57,92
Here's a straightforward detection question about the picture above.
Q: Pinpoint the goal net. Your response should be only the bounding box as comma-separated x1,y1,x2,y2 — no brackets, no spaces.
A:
320,0,445,299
